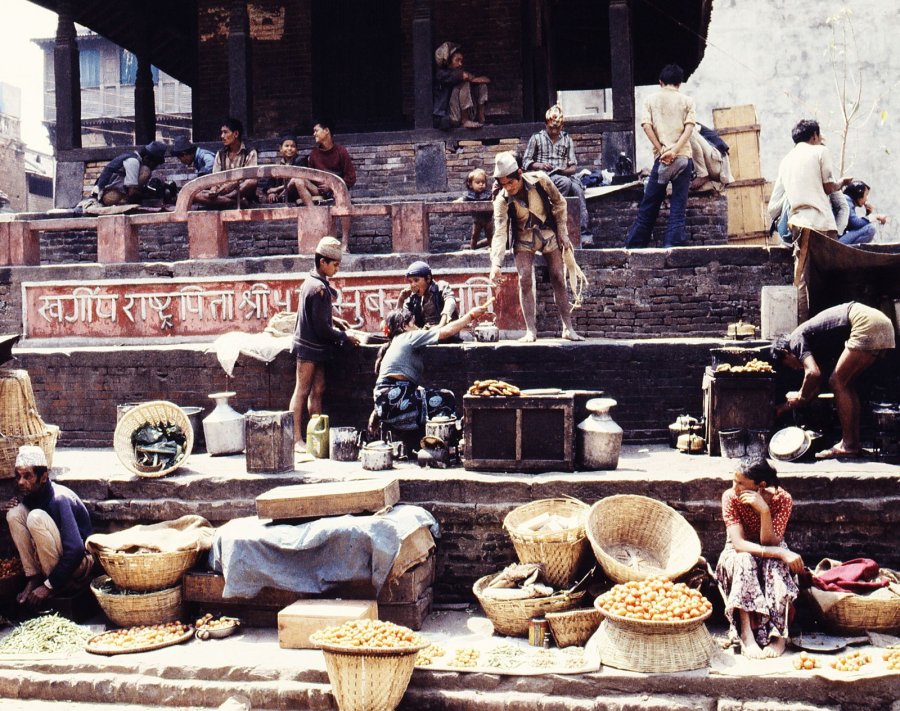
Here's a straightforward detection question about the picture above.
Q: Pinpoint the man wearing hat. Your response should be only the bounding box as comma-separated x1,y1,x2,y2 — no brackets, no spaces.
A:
432,41,490,130
172,136,215,177
93,140,169,206
489,151,583,342
289,237,360,451
523,105,592,243
397,260,460,336
2,446,93,608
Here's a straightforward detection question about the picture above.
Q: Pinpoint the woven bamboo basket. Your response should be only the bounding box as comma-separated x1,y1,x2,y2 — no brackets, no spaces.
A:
90,575,182,627
586,495,701,583
0,369,60,478
472,574,585,637
95,546,200,592
594,616,715,672
804,588,900,635
312,638,426,711
113,400,193,478
545,607,604,648
503,498,590,589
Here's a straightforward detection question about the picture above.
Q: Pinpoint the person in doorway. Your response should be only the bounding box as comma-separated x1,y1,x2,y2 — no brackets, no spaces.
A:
716,456,803,659
289,237,359,452
2,446,93,609
171,136,216,177
93,141,168,206
771,301,895,459
432,41,490,130
457,168,494,249
372,303,490,442
840,180,887,246
523,104,592,243
307,120,357,250
193,117,258,209
262,134,309,205
625,63,696,248
489,151,583,342
396,260,459,332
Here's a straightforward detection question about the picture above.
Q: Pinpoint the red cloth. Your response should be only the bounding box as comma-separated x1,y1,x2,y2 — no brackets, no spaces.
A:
811,558,889,593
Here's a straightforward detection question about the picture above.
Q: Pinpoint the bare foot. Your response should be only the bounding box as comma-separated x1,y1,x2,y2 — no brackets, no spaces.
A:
517,331,537,343
294,441,307,454
462,120,483,129
740,638,766,659
562,328,584,342
762,637,786,658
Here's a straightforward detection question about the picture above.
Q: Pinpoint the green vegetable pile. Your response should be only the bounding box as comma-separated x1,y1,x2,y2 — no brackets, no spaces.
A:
0,613,92,654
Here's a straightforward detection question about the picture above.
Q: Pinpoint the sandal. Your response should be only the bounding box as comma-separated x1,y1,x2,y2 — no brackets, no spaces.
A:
814,446,860,460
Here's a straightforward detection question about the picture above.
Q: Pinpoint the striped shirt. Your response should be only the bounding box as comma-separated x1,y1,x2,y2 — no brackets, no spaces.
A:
523,129,577,172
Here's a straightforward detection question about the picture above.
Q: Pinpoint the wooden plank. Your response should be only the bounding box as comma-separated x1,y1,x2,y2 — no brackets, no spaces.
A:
715,124,761,136
256,478,400,521
277,599,378,649
726,130,762,182
712,105,757,129
725,183,766,236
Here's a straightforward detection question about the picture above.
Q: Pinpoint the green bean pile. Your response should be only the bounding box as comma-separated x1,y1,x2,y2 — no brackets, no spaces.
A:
0,613,92,654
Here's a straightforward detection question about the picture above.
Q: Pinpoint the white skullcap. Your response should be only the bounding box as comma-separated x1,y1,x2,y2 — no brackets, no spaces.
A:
492,151,519,178
315,236,343,261
15,445,47,469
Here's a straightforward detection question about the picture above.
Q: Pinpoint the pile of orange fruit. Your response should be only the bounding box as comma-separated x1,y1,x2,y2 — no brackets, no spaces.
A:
830,649,871,672
310,619,422,650
595,577,713,622
883,648,900,671
89,622,191,652
0,557,23,578
792,651,819,670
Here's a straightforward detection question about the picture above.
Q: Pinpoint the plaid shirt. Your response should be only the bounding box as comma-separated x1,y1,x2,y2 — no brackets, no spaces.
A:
523,129,577,171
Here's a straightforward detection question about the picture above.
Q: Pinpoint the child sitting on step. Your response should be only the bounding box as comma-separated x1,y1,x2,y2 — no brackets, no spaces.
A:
456,168,494,249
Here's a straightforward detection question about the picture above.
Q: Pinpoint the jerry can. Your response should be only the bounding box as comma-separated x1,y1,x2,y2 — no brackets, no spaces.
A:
306,414,330,459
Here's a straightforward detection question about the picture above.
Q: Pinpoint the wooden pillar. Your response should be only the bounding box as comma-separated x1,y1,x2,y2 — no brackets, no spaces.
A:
523,0,551,120
53,1,81,151
228,0,252,133
134,56,157,144
412,0,433,129
609,0,635,156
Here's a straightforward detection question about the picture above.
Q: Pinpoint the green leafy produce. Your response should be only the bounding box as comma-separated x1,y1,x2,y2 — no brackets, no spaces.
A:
0,613,92,654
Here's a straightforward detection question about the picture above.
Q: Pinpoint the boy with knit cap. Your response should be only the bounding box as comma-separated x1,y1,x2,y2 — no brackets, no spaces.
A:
3,445,93,608
289,237,359,451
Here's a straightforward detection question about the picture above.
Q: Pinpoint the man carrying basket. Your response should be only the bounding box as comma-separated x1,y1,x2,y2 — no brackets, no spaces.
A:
2,446,93,608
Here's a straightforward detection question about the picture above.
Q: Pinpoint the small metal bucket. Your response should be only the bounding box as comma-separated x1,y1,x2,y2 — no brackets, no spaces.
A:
329,427,359,462
718,429,746,459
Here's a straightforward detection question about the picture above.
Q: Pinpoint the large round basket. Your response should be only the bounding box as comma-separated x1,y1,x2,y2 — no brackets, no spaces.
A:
586,495,701,583
113,400,193,478
313,640,426,711
594,601,712,634
472,574,585,637
545,607,604,648
804,589,900,635
91,575,182,627
594,616,715,673
95,546,200,592
502,498,590,589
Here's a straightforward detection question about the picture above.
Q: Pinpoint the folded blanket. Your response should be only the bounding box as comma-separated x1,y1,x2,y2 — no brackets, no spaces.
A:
812,557,890,593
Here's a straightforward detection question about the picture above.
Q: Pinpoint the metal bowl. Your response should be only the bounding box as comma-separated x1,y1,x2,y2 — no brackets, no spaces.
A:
196,619,240,640
768,427,812,461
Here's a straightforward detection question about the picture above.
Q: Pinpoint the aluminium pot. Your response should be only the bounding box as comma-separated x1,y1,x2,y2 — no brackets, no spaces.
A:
425,416,458,443
360,440,393,470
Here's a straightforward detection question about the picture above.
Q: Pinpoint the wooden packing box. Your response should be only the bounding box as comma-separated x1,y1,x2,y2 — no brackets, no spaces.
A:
256,478,400,521
277,599,378,649
703,366,775,456
712,104,762,183
245,410,294,473
379,555,435,604
379,588,433,631
724,179,768,238
463,392,575,472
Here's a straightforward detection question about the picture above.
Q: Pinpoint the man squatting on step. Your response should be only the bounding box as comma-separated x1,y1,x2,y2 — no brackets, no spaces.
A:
2,446,93,608
488,151,583,342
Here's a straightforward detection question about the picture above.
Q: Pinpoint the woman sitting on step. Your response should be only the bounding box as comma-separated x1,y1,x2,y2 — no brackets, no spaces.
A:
371,304,489,448
716,456,804,658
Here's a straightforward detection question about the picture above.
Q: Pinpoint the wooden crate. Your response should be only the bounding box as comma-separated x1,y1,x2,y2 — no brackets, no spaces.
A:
379,588,433,630
463,392,575,472
245,410,294,473
278,599,378,649
713,105,761,183
703,367,775,456
379,556,435,604
724,179,768,237
256,478,400,521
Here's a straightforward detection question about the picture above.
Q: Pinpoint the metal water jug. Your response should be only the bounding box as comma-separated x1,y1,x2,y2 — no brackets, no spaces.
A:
577,397,623,470
203,391,245,455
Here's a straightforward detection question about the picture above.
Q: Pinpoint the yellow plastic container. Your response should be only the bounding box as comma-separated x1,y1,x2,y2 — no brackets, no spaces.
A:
306,414,330,459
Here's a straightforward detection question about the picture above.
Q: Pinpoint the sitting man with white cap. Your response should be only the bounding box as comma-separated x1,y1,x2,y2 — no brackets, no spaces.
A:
2,445,93,608
289,236,360,451
489,151,583,342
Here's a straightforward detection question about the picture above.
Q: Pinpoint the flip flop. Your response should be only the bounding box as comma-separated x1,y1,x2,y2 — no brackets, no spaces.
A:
814,446,860,460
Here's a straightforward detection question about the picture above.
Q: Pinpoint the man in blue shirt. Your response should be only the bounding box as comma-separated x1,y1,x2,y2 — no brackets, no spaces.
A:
172,136,216,177
3,446,93,607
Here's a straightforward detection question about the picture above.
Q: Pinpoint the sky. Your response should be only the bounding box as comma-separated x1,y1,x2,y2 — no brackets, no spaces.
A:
0,0,59,154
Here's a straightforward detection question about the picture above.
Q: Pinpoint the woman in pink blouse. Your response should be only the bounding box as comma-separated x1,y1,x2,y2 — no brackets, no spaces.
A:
716,457,804,658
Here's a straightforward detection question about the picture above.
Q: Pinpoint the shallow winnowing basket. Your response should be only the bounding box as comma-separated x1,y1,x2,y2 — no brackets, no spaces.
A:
804,588,900,635
545,607,605,648
586,495,701,583
95,546,200,592
503,498,590,589
113,400,193,478
473,574,586,637
311,638,426,711
0,369,60,478
90,575,182,627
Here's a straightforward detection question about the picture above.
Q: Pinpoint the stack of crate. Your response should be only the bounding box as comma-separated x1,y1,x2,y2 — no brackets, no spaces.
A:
713,105,770,244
